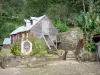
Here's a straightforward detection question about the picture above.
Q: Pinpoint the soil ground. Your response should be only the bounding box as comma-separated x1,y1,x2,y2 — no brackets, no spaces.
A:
0,60,100,75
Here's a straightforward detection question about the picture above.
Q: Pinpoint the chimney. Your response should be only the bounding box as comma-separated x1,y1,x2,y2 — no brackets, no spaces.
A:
24,19,31,26
30,17,38,25
30,19,33,25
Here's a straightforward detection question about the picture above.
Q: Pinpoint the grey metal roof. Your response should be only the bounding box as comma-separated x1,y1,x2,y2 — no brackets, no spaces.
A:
3,38,11,45
10,15,45,35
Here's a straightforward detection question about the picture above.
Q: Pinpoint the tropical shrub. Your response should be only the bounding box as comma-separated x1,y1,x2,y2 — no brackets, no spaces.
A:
85,41,96,52
11,42,21,56
75,11,100,52
0,49,13,56
56,21,68,32
30,39,47,56
94,27,100,35
75,12,100,41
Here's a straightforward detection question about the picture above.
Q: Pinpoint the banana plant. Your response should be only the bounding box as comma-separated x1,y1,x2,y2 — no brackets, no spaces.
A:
75,12,100,49
76,12,100,40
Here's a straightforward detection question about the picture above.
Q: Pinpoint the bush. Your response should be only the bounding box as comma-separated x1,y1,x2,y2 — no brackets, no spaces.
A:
0,49,13,56
30,39,47,56
85,41,96,52
56,21,68,32
11,42,21,56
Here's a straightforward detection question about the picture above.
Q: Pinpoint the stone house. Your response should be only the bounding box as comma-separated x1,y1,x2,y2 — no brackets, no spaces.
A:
10,15,58,54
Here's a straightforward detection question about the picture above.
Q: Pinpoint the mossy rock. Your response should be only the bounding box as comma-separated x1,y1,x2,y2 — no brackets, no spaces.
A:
78,50,96,61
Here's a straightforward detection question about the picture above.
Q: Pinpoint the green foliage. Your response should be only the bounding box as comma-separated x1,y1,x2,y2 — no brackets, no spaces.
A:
56,21,68,32
94,27,100,34
0,0,24,43
75,10,100,52
2,0,24,18
11,42,21,56
0,49,13,56
0,0,100,44
85,41,96,52
25,0,99,23
30,39,47,56
25,0,49,17
75,12,100,33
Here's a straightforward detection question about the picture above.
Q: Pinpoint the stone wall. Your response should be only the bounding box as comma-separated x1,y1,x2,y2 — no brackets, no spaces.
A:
0,56,61,69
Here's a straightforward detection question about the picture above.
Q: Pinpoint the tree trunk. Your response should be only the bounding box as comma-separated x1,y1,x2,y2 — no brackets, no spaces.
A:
90,31,93,42
83,33,86,47
63,50,68,60
82,0,85,12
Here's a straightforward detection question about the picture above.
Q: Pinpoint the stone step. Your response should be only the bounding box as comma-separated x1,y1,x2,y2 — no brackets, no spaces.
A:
67,51,75,55
66,57,76,60
66,51,76,60
67,53,75,56
66,51,75,58
67,53,75,55
66,55,76,58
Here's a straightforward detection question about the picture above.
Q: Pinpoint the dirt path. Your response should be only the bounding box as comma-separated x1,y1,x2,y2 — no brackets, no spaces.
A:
0,60,100,75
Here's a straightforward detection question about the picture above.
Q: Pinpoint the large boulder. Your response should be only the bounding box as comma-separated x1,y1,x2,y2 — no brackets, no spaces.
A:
57,28,83,51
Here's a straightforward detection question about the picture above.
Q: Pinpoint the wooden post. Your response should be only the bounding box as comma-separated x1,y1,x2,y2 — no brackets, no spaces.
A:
56,36,57,49
26,32,28,40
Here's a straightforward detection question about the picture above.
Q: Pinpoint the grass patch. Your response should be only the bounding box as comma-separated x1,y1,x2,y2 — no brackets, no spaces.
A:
30,39,47,56
0,49,13,56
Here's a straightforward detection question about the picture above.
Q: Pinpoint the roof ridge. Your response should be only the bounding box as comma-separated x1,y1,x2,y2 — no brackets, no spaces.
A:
10,15,46,35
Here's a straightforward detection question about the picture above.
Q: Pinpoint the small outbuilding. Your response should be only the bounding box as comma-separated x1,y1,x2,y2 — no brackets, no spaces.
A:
3,38,11,48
